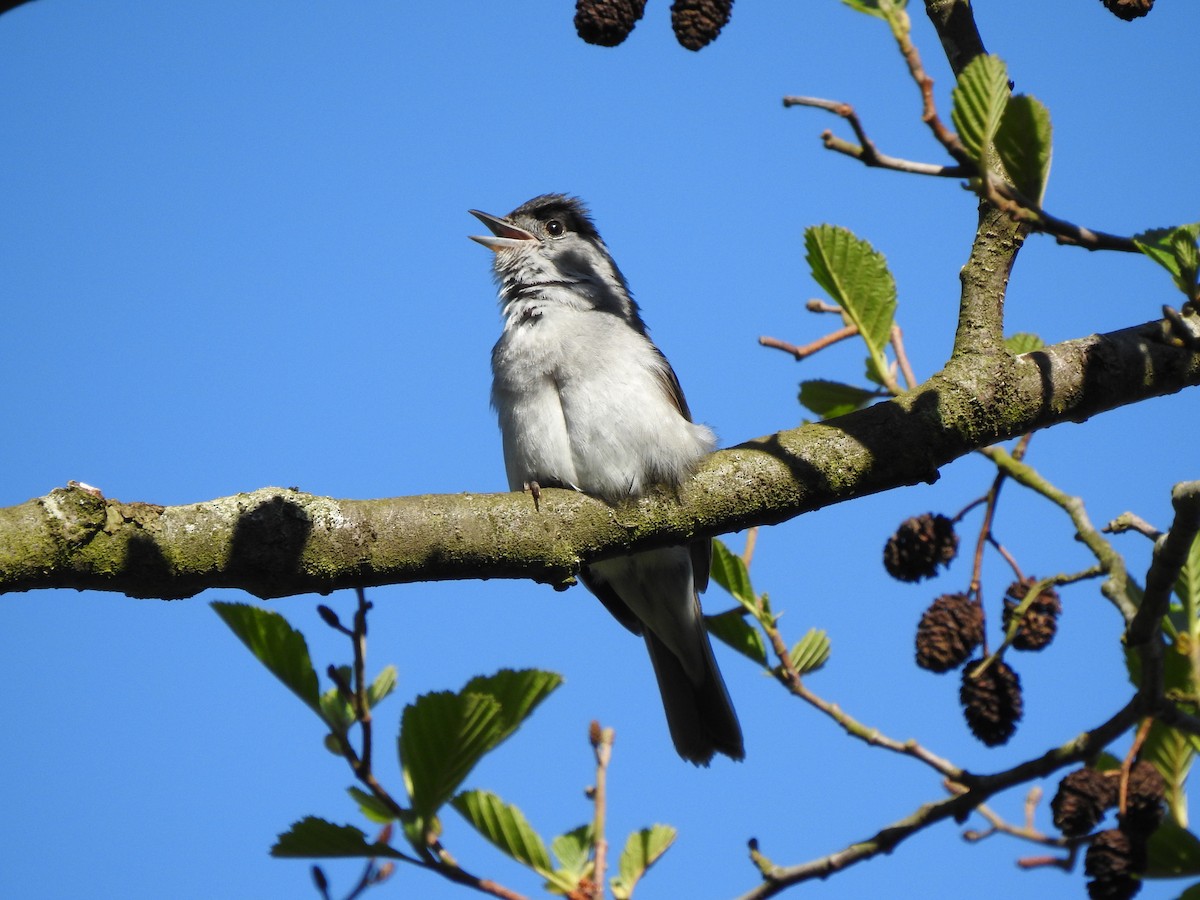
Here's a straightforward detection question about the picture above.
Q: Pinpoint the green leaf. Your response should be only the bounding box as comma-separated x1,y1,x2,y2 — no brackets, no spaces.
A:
610,825,677,900
368,665,399,708
798,379,878,419
551,825,594,888
212,602,320,712
451,790,556,877
399,690,503,824
951,54,1010,166
706,608,768,667
789,629,831,675
399,669,562,826
710,539,755,606
348,786,398,824
1145,820,1200,878
1134,224,1200,299
320,667,355,732
271,816,404,859
1004,332,1044,355
460,668,564,744
836,0,906,19
994,94,1053,203
1179,883,1200,900
1142,720,1195,828
804,225,897,382
1175,531,1200,627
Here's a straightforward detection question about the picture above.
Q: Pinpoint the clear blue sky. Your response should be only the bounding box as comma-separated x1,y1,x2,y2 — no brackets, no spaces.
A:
2,2,1198,899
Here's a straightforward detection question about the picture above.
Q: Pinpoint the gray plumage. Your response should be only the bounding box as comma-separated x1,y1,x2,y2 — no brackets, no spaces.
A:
469,194,743,764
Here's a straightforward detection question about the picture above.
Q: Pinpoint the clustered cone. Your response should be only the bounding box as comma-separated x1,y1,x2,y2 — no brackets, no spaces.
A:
959,659,1022,746
1118,760,1166,837
1085,829,1146,900
1051,767,1117,837
670,0,734,51
1002,577,1062,651
915,593,983,672
1101,0,1153,21
574,0,647,46
884,513,959,582
1061,759,1166,899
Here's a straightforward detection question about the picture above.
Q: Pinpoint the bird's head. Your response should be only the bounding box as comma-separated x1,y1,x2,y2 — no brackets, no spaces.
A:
469,194,642,326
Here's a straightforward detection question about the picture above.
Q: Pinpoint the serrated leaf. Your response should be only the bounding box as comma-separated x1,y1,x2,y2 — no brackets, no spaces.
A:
1134,224,1200,298
1146,820,1200,878
451,790,556,877
994,94,1052,203
799,379,878,419
951,54,1011,166
399,690,502,824
710,539,755,606
611,825,677,900
705,608,768,667
1004,332,1044,355
399,669,562,826
368,665,398,708
805,226,897,373
551,824,594,886
1175,531,1200,625
271,816,404,859
348,786,398,824
1142,720,1195,827
460,668,564,744
789,629,831,675
212,602,320,712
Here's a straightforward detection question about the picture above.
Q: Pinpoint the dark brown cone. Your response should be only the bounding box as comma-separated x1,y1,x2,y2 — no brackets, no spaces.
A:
575,0,648,46
1052,768,1118,837
1002,578,1062,651
1119,760,1166,838
960,659,1023,746
1101,0,1153,21
1085,829,1146,900
884,513,959,582
915,593,983,673
670,0,733,51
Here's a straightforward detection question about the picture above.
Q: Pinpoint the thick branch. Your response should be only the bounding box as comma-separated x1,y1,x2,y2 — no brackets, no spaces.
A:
2,316,1197,601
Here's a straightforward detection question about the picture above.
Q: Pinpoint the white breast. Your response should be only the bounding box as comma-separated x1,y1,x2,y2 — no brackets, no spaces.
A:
491,299,714,501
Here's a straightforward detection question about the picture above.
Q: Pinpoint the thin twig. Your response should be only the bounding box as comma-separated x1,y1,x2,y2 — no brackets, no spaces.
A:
762,614,962,779
1103,513,1163,540
758,325,860,360
889,324,919,390
589,724,614,900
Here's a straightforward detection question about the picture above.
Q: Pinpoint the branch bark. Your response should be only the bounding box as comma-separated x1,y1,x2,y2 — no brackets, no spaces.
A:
3,316,1197,600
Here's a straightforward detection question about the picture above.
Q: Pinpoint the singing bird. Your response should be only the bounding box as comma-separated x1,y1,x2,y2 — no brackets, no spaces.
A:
469,194,743,764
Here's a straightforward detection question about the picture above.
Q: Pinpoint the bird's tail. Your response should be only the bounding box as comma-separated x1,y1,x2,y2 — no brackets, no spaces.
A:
644,627,744,765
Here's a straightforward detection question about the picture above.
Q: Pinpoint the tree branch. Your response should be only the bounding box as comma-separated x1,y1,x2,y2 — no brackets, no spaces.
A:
2,316,1198,601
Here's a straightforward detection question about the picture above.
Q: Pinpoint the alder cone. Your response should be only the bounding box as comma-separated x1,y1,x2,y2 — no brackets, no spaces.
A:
1002,577,1062,651
1051,767,1117,838
1101,0,1153,21
575,0,647,46
671,0,734,51
915,593,982,673
1084,829,1146,900
959,659,1023,746
883,513,958,582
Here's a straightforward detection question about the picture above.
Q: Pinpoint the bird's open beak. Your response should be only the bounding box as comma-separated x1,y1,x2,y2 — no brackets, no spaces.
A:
469,209,537,251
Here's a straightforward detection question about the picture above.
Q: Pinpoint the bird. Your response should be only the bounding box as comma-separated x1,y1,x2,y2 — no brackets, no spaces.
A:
468,193,744,764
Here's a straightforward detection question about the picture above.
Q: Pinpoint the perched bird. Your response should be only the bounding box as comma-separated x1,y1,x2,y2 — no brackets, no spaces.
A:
469,194,744,764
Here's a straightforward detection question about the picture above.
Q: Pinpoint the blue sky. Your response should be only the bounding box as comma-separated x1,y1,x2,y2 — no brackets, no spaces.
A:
2,2,1198,899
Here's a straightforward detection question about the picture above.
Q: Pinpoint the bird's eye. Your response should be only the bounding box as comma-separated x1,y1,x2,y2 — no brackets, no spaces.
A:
545,219,565,237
